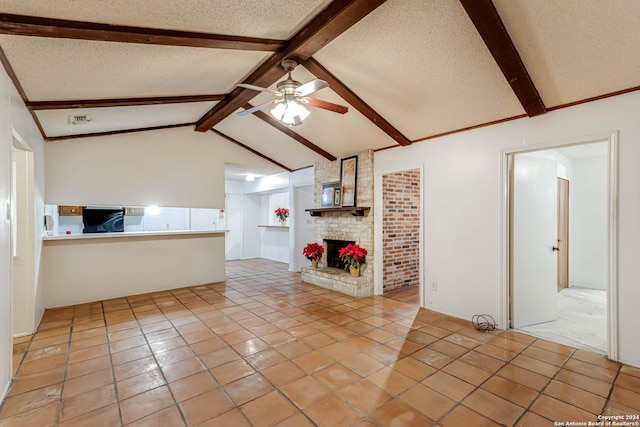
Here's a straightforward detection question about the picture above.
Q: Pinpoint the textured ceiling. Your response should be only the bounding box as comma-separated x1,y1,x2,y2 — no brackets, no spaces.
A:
36,102,216,137
0,35,269,100
0,0,333,39
214,112,328,171
1,0,639,175
493,0,640,107
314,0,526,141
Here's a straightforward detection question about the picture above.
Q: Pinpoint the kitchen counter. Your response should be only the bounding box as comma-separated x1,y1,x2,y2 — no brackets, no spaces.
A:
43,229,227,241
42,229,227,308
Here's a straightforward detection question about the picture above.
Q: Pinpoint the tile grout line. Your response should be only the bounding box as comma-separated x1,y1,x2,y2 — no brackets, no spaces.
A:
600,362,623,417
508,341,577,426
195,281,320,426
131,289,212,426
0,334,34,417
3,260,635,426
206,274,419,425
429,330,520,426
103,300,127,427
52,318,73,426
165,286,259,427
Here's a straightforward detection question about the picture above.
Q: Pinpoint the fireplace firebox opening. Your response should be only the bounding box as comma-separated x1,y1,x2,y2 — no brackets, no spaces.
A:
324,239,355,270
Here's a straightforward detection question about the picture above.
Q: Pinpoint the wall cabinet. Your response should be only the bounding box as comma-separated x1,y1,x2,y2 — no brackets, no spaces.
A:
58,206,83,216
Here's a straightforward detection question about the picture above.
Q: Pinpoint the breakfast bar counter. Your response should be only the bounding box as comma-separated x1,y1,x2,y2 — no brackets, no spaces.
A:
42,230,227,308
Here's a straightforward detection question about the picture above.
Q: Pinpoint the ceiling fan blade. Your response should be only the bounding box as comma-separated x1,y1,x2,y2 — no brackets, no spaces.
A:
296,79,329,97
236,83,281,96
238,100,279,116
305,98,349,114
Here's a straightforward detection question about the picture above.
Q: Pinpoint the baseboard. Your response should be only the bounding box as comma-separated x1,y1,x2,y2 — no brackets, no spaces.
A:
12,332,32,338
0,378,12,405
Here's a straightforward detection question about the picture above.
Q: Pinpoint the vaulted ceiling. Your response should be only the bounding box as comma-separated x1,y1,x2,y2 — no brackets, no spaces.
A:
1,0,639,173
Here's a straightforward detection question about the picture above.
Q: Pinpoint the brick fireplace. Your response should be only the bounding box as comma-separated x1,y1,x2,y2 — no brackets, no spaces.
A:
301,150,374,297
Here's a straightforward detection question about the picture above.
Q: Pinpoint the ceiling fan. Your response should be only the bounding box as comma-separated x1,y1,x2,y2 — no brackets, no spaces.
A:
237,59,348,126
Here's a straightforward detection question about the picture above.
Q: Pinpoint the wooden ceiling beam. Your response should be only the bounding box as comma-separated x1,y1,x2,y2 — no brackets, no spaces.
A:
211,129,293,172
304,58,411,146
243,103,336,161
0,13,285,51
459,0,546,117
195,0,388,132
27,94,225,110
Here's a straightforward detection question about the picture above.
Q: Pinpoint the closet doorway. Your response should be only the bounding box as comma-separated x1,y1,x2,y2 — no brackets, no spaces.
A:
506,137,616,356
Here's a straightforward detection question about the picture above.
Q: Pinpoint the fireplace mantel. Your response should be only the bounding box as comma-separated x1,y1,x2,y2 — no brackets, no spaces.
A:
305,206,370,217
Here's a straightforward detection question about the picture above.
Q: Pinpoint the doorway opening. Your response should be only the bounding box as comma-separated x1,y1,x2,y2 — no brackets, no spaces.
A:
506,137,616,357
381,169,421,305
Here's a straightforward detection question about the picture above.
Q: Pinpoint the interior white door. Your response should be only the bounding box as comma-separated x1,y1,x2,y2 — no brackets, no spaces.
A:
512,155,559,328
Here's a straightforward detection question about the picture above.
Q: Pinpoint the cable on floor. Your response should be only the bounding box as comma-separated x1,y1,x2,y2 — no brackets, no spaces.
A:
472,314,496,332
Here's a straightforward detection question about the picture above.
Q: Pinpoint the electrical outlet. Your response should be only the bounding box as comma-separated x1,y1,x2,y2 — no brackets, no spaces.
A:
432,281,438,291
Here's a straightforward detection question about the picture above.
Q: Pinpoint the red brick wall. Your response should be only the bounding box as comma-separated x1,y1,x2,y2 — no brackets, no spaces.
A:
382,169,420,291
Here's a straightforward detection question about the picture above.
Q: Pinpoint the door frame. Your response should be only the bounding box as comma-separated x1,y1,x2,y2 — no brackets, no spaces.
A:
11,130,36,337
374,164,424,306
501,131,619,360
557,177,569,291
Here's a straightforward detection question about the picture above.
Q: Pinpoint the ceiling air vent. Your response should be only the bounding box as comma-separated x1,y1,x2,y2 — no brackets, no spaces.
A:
69,114,91,125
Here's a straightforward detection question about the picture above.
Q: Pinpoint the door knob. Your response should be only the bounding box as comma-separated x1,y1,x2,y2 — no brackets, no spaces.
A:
552,246,560,252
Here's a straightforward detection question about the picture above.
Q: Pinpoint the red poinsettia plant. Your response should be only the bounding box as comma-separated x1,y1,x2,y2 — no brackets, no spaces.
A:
302,242,324,261
274,207,289,222
339,243,368,268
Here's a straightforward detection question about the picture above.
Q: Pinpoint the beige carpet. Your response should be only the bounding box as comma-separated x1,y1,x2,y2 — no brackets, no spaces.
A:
517,287,607,354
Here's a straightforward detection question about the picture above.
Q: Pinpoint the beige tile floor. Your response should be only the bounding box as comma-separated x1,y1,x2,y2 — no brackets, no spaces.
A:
1,259,639,426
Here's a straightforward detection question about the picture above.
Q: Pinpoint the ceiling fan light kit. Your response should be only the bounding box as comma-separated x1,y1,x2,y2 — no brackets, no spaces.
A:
271,99,310,126
237,59,348,126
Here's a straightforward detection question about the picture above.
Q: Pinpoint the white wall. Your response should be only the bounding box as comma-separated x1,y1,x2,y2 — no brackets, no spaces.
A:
375,91,640,368
526,149,573,181
242,195,262,259
267,192,290,226
570,155,608,289
224,193,243,260
45,127,279,209
258,192,290,263
289,168,315,272
0,66,46,400
292,185,315,271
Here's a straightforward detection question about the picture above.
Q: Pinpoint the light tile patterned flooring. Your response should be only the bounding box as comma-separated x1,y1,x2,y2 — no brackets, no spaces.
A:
1,259,639,426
